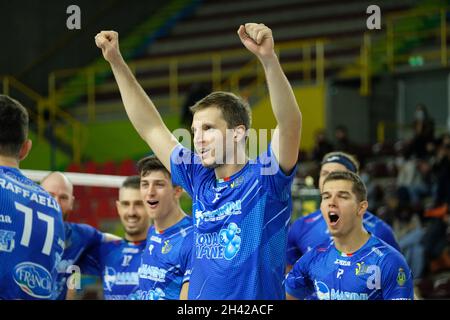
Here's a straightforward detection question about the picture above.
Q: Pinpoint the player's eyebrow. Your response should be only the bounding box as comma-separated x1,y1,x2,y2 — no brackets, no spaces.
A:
320,190,352,197
336,191,352,197
320,191,330,198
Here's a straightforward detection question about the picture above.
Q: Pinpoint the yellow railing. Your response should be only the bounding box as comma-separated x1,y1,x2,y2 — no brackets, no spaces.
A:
1,76,85,164
49,38,327,121
361,7,450,95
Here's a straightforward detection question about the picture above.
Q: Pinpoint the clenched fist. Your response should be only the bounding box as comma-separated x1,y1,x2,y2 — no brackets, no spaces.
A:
95,31,122,64
237,23,276,61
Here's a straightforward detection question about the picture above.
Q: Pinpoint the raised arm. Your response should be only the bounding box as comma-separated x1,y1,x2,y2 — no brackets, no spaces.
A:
95,31,179,171
237,24,302,174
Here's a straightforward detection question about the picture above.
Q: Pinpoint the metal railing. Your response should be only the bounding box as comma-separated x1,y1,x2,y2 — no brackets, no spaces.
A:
1,76,85,164
49,38,327,121
360,7,450,95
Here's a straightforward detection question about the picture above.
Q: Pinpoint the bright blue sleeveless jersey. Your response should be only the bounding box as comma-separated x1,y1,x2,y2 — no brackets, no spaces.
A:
171,144,297,300
137,216,193,300
286,235,414,300
0,166,65,299
78,239,146,300
287,209,400,266
55,222,104,299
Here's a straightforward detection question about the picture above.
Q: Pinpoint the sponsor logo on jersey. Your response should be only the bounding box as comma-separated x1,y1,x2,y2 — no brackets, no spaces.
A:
13,262,53,298
195,223,241,260
334,259,351,266
103,267,139,291
314,280,368,300
0,214,12,224
161,240,172,254
0,229,15,253
122,247,139,254
213,185,228,192
134,288,166,300
397,268,406,286
230,176,244,189
355,262,368,276
194,200,242,227
150,235,162,243
371,246,384,257
138,264,167,282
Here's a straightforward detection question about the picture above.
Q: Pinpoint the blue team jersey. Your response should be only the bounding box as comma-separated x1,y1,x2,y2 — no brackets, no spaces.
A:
0,166,65,300
171,144,297,300
287,209,400,266
137,216,193,300
55,222,104,300
286,235,414,300
78,239,146,300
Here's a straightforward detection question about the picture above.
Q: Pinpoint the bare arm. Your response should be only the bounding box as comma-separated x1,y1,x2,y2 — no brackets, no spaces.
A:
95,31,179,171
179,282,189,300
286,292,299,300
237,24,302,174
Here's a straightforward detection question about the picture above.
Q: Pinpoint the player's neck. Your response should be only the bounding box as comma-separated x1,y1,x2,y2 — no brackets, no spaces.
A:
0,156,19,168
334,227,370,255
125,233,146,242
154,207,186,233
214,145,248,179
214,162,247,180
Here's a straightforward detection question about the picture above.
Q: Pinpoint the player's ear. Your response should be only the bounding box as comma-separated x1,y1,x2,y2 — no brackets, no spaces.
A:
18,139,32,161
357,200,368,217
173,185,184,199
234,125,246,143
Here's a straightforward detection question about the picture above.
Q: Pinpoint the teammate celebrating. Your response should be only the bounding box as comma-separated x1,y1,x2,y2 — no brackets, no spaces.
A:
286,171,414,300
136,156,193,300
287,152,400,272
0,95,65,299
40,172,120,299
95,22,301,299
78,176,150,299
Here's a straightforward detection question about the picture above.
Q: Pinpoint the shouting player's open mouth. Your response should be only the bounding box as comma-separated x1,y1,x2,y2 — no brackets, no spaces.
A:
328,211,340,226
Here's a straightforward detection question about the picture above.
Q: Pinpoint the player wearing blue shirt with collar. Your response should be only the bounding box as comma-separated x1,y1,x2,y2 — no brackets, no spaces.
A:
78,176,150,300
0,95,65,300
135,156,193,300
286,171,414,300
95,22,301,299
40,172,120,300
287,152,400,271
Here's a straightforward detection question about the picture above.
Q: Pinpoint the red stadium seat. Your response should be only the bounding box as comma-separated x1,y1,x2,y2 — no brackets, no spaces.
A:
118,158,137,176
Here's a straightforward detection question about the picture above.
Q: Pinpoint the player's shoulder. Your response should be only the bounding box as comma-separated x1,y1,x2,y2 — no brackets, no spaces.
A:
101,238,126,251
178,218,195,244
291,210,323,234
1,166,45,193
66,222,98,236
304,241,333,259
366,236,404,263
363,211,391,229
